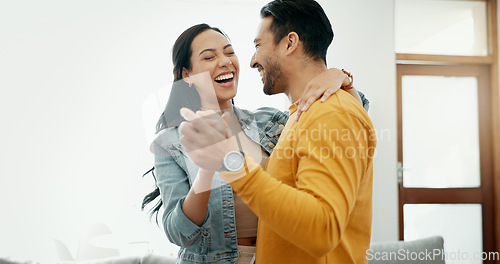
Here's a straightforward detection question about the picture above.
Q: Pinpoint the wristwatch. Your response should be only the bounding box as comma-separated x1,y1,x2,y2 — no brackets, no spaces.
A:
220,151,245,172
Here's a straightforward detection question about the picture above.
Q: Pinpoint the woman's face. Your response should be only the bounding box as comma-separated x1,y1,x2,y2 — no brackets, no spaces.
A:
184,29,239,110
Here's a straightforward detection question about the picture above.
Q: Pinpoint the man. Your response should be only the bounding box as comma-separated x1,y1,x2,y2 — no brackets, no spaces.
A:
179,0,377,263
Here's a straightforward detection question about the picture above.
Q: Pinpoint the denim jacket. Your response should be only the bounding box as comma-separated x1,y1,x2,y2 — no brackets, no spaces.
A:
149,92,369,264
150,106,288,263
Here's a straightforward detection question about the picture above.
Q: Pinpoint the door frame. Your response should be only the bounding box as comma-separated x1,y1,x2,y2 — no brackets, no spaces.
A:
396,64,496,257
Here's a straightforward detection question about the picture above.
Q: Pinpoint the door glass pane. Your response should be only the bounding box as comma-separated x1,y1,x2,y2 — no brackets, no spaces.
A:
395,0,488,56
402,75,480,188
404,204,482,264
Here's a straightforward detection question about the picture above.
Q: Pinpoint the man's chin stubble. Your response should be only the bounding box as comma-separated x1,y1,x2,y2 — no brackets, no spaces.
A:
263,76,276,95
264,86,273,95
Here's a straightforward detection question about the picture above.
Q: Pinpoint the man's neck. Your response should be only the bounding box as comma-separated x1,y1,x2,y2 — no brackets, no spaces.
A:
286,62,328,103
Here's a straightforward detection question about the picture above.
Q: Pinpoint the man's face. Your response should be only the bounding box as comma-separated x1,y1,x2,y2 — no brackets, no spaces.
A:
250,17,286,95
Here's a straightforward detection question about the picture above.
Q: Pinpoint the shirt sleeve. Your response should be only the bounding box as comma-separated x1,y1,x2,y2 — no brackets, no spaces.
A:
153,143,212,248
220,110,373,257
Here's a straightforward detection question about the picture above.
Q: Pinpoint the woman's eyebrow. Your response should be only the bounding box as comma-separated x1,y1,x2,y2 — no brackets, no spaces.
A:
199,44,233,56
199,48,216,56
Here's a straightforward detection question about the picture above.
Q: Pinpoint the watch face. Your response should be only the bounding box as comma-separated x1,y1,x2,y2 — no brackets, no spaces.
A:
225,151,244,171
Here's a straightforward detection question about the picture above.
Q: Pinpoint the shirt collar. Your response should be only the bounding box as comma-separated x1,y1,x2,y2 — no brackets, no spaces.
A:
289,101,299,115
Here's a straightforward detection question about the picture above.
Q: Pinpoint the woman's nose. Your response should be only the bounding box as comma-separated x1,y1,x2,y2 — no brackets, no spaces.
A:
219,56,232,67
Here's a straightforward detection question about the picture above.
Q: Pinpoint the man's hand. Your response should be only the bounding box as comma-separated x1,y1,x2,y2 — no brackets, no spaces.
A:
178,108,239,171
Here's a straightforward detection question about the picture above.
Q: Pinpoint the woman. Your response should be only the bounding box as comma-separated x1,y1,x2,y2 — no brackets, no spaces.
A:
143,24,369,264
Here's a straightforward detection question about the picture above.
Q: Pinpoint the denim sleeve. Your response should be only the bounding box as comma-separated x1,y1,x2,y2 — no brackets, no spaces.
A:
154,146,211,248
358,91,370,112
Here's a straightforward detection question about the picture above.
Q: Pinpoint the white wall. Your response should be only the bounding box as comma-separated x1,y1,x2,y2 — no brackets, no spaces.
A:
319,0,398,243
0,0,397,261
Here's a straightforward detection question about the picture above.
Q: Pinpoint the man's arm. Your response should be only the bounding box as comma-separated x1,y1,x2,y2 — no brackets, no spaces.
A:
220,110,374,257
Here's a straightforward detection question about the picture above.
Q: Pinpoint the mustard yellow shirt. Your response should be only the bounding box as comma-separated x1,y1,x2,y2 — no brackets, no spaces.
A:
221,90,377,264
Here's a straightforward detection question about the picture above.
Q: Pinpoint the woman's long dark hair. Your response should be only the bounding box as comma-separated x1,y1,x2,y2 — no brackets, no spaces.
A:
142,24,228,223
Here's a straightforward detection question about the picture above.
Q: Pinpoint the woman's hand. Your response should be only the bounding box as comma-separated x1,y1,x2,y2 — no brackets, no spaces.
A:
295,68,361,121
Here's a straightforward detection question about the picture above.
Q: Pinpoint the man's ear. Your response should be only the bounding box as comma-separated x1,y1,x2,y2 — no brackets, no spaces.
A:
284,32,300,56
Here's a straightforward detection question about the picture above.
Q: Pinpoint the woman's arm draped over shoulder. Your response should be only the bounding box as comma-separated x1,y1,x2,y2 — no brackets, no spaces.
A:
295,68,369,121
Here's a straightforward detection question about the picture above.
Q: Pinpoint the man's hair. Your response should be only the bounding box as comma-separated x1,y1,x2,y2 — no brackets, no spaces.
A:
260,0,334,64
